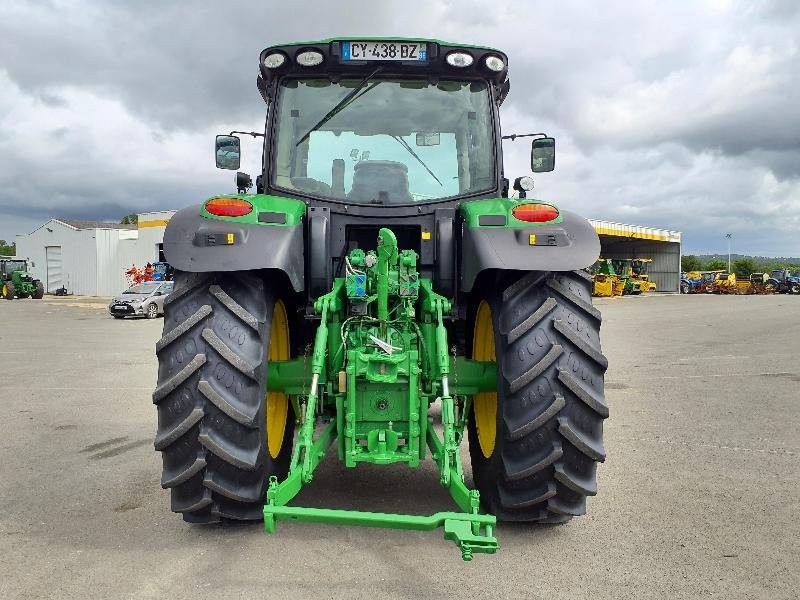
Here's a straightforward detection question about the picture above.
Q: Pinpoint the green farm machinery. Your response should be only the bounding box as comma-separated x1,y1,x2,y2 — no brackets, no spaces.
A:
1,259,44,300
154,39,608,559
611,259,642,295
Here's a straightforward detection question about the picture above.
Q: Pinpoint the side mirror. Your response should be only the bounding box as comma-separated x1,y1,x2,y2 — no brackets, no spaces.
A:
215,134,241,170
531,137,555,173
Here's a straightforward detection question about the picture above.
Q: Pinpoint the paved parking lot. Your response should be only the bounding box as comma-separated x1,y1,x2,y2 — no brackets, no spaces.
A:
1,293,798,599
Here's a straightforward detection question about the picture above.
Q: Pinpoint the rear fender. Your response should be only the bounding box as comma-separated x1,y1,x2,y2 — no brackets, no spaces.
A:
163,200,306,292
460,200,600,292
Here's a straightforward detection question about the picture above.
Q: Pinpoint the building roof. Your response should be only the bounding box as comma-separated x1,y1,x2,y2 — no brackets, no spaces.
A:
56,219,136,231
589,219,681,243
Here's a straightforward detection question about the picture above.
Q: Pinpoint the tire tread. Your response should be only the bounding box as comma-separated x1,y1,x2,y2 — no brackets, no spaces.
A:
469,270,608,523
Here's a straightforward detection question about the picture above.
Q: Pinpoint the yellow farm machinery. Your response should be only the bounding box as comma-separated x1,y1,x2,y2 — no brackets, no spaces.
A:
631,259,656,292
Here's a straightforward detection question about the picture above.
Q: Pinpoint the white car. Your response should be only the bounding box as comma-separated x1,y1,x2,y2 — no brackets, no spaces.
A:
109,281,174,319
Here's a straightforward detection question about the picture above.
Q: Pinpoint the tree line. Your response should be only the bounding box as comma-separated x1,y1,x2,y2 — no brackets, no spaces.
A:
0,240,16,256
681,255,799,278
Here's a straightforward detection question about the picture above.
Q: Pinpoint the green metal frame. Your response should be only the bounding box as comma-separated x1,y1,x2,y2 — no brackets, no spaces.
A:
263,228,498,560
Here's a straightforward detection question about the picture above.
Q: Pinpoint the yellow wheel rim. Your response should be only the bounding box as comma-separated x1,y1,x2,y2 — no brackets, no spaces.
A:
266,299,290,459
2,284,6,297
473,300,497,458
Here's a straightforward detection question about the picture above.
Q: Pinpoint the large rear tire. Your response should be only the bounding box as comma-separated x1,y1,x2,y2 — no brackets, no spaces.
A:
3,281,15,300
153,270,294,523
468,271,608,522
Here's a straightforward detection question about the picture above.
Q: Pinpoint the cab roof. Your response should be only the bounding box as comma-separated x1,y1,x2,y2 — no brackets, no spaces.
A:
257,38,510,103
268,37,503,54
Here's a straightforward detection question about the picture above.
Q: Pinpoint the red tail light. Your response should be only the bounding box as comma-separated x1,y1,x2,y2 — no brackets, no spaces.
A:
205,197,253,217
511,203,559,223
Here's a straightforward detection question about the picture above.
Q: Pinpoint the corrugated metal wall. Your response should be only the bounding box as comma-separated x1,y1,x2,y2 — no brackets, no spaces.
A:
600,238,681,292
15,220,162,296
16,220,99,295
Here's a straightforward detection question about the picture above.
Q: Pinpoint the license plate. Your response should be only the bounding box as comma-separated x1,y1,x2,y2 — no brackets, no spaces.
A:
114,305,126,310
342,41,427,62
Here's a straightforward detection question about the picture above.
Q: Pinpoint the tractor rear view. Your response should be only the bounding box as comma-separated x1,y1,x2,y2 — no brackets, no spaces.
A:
1,259,44,300
154,39,608,559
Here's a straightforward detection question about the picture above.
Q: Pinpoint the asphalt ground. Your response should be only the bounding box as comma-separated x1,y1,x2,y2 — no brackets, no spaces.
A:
0,293,798,599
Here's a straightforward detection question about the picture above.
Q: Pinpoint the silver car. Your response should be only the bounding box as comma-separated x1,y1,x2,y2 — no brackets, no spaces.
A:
109,281,174,319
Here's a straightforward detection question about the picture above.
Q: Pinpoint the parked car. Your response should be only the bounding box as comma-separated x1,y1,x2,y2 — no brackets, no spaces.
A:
109,281,173,319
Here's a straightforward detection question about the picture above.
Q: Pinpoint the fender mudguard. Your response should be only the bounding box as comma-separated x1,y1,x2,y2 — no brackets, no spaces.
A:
461,209,600,292
163,205,305,291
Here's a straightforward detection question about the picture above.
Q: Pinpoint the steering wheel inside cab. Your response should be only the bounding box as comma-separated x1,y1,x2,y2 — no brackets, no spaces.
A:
290,177,333,196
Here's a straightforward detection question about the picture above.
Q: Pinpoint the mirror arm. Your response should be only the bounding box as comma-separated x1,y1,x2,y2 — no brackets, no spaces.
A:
502,132,547,141
229,130,266,138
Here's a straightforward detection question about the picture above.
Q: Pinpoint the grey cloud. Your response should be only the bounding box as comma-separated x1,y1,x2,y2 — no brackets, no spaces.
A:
0,1,412,131
0,0,799,256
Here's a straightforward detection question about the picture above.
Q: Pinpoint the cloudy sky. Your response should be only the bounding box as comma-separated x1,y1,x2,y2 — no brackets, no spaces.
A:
0,0,798,255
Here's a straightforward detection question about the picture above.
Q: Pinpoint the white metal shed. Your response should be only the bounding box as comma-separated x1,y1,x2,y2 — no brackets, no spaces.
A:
15,219,153,296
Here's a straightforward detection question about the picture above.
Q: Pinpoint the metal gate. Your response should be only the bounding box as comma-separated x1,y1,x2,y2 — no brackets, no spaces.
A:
45,246,63,292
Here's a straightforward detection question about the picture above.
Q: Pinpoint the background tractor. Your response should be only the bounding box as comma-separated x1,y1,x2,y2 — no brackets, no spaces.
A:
765,269,800,294
154,38,608,559
680,271,698,294
681,270,721,294
1,259,44,300
611,259,642,295
591,258,623,297
631,258,656,292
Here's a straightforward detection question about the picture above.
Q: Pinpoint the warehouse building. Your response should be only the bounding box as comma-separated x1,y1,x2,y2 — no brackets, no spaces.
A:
15,211,681,295
15,211,175,296
590,219,682,292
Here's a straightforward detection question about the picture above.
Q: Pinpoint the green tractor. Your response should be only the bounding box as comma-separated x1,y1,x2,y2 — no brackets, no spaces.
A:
611,259,642,295
155,39,608,559
1,258,44,300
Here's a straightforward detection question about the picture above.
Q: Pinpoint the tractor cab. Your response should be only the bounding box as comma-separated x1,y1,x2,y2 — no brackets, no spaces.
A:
209,39,559,300
771,269,790,283
631,258,651,277
1,259,30,280
611,259,641,295
631,258,656,292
